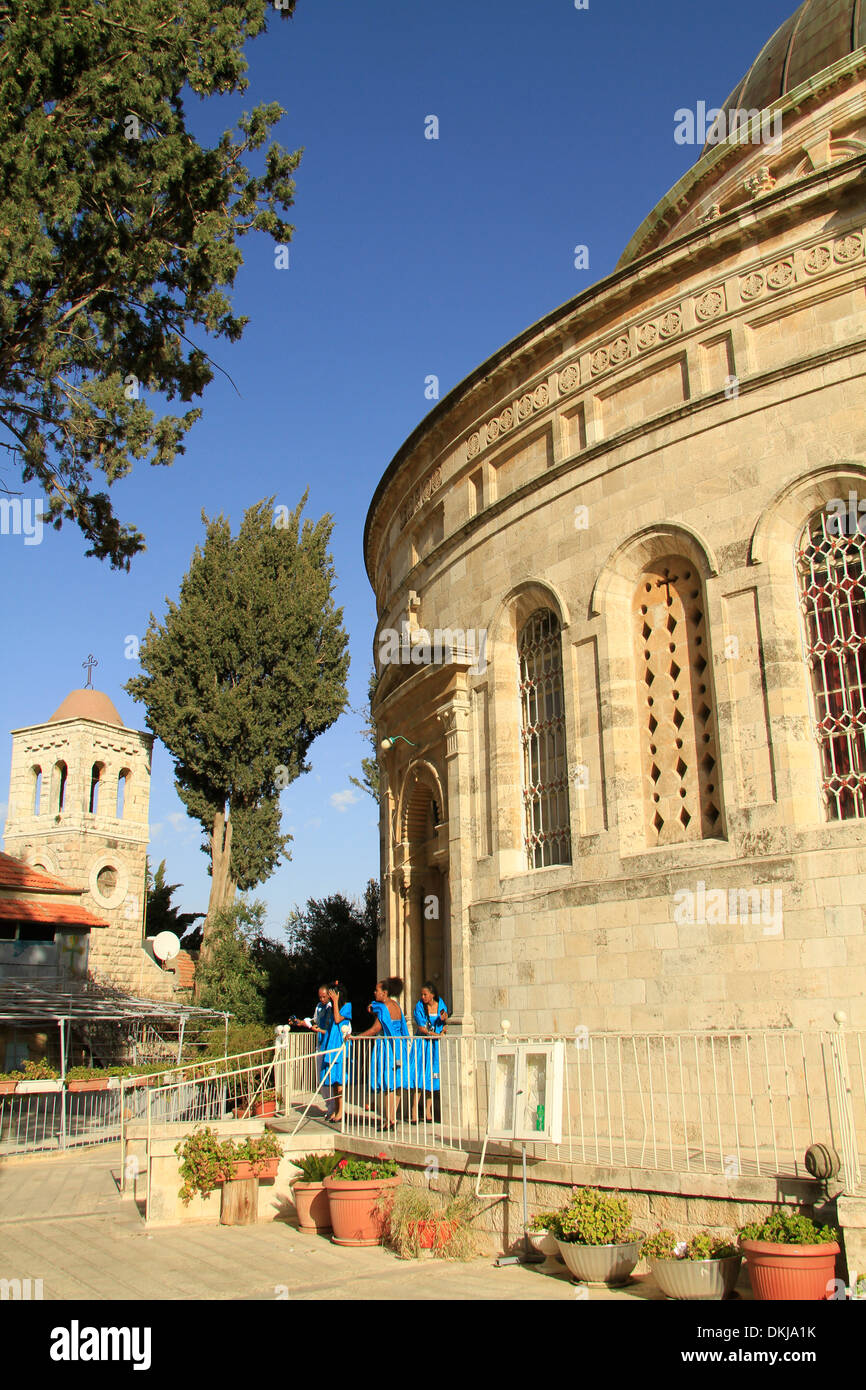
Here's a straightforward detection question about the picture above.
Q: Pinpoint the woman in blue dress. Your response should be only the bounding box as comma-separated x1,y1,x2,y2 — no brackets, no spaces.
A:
350,977,411,1130
411,981,448,1123
305,983,352,1123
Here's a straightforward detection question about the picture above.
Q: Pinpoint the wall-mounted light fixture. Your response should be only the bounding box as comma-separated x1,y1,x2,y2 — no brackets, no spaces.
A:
380,734,419,752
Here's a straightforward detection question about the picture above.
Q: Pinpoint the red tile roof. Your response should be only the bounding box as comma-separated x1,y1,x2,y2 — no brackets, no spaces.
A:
0,852,80,895
172,951,196,988
0,898,107,929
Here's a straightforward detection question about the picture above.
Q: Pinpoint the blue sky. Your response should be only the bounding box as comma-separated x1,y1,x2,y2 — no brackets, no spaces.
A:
0,0,797,934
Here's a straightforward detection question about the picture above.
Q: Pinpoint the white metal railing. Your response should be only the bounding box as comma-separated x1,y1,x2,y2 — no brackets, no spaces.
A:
275,1026,865,1192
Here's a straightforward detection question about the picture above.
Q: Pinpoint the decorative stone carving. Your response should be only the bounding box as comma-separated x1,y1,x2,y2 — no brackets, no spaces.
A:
590,348,609,375
743,167,776,197
558,363,579,393
659,310,682,338
767,260,794,290
699,203,721,225
518,392,534,420
533,383,549,409
499,406,514,433
467,431,481,458
740,272,765,301
695,289,724,321
399,466,442,530
609,336,630,364
804,245,832,274
487,417,500,442
834,233,864,263
637,322,658,350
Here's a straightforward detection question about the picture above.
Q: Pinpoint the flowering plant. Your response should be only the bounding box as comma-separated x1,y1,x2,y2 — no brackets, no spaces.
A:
330,1152,399,1181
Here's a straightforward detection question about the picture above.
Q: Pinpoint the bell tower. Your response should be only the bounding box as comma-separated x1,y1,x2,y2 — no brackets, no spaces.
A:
2,674,155,994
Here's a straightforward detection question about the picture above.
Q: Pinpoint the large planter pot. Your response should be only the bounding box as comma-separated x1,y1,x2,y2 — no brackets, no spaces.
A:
555,1236,643,1286
253,1099,277,1117
649,1254,742,1301
740,1239,840,1301
16,1080,62,1093
0,1081,18,1095
293,1180,332,1233
525,1229,563,1262
66,1079,109,1092
324,1175,402,1247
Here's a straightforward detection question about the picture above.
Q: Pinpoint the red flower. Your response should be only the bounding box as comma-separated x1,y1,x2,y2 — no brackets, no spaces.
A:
337,1158,347,1168
377,1152,388,1160
371,1170,378,1178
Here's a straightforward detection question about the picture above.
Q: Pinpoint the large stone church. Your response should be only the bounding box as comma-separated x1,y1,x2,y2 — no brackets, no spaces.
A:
365,0,866,1037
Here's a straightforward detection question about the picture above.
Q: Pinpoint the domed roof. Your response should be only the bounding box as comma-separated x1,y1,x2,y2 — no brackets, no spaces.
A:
49,688,124,727
717,0,866,118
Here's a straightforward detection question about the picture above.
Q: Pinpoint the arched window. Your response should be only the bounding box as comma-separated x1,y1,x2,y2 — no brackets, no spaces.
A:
54,761,68,813
116,768,130,819
32,766,42,815
634,558,721,845
796,508,866,819
88,762,104,814
518,609,571,868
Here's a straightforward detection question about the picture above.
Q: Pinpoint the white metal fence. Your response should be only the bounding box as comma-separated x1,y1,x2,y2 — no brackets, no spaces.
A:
278,1025,865,1190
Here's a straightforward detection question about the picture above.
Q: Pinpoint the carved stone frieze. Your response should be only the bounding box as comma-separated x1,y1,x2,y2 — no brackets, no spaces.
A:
399,466,443,530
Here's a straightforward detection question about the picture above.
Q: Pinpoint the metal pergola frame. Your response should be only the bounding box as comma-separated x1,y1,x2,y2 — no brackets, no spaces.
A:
0,980,229,1074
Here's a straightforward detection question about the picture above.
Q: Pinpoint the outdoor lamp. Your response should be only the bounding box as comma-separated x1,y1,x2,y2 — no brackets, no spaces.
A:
380,734,418,751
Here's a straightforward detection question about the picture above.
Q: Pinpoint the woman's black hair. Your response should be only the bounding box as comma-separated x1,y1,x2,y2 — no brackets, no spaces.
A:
319,981,346,1005
381,976,403,998
422,980,440,998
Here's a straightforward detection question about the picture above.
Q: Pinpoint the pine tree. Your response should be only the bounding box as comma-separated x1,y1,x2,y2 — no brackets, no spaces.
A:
126,497,349,949
0,0,299,566
144,858,204,941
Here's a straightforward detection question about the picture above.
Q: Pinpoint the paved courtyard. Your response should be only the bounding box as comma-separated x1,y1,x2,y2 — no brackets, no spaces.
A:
0,1144,733,1302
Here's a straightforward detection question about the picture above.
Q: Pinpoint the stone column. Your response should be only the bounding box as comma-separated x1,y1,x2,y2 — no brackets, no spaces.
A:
437,696,474,1035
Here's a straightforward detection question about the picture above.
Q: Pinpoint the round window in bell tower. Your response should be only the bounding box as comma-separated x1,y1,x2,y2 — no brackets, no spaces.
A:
89,856,128,910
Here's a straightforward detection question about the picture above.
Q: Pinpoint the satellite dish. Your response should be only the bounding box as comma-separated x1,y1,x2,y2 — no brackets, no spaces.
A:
153,931,181,963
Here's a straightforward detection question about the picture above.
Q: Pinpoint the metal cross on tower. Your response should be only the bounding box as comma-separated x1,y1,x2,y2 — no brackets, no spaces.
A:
656,572,679,605
82,654,98,689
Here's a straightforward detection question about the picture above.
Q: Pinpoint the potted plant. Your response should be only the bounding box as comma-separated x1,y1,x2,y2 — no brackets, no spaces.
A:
738,1211,840,1301
323,1152,401,1247
65,1066,111,1092
551,1187,643,1285
253,1088,277,1118
16,1060,61,1093
383,1187,478,1260
642,1228,741,1300
0,1071,23,1095
175,1127,236,1205
291,1152,341,1233
228,1133,283,1182
526,1210,564,1262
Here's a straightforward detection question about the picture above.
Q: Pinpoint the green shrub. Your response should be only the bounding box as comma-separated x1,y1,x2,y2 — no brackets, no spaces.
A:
738,1211,839,1245
527,1210,561,1234
332,1153,399,1182
234,1133,283,1167
21,1059,58,1080
293,1152,341,1182
175,1127,236,1205
642,1227,737,1260
554,1188,634,1246
65,1066,110,1080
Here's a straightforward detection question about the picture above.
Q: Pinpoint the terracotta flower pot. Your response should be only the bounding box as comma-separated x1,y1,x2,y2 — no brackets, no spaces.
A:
0,1081,18,1095
66,1079,109,1092
408,1218,458,1250
221,1158,280,1182
293,1180,332,1233
555,1236,643,1286
649,1253,742,1300
253,1099,277,1117
740,1239,840,1301
324,1175,401,1246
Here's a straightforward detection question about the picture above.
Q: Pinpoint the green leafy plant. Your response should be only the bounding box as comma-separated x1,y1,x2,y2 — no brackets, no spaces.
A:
233,1132,282,1170
175,1127,236,1205
642,1227,738,1260
293,1152,341,1182
553,1188,635,1246
331,1152,399,1182
65,1066,111,1081
738,1211,839,1245
527,1210,561,1234
256,1089,276,1104
380,1186,479,1261
21,1059,59,1080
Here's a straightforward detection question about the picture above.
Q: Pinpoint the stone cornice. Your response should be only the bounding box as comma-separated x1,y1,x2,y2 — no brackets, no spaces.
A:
364,152,866,587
